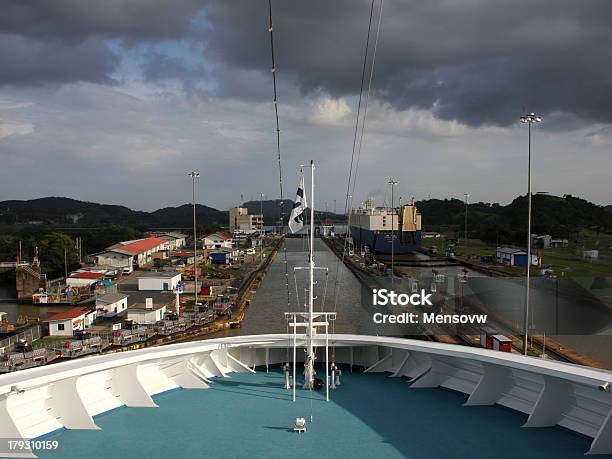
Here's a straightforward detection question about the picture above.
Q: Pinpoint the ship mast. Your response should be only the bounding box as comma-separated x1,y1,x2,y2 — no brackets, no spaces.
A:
285,160,335,401
305,160,316,389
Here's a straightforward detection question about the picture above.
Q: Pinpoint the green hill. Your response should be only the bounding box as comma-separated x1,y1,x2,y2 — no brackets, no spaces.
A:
416,194,612,245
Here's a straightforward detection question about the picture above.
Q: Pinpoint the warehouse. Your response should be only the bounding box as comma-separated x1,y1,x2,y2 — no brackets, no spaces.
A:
66,271,104,288
495,247,539,267
137,271,182,291
95,237,166,269
127,302,167,324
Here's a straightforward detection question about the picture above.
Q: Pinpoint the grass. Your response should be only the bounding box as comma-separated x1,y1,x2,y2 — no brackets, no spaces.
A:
32,336,67,348
423,234,612,277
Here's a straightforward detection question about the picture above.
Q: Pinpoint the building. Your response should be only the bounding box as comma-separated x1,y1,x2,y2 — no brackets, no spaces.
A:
496,247,539,267
550,238,569,248
202,231,234,250
96,293,129,318
48,307,96,336
583,250,599,260
208,250,233,264
127,302,167,324
95,237,166,269
531,234,552,248
229,207,263,232
66,271,104,288
137,271,182,291
147,232,188,251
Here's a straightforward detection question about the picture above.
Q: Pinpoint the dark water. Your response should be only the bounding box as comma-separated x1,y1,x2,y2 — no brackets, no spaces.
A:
0,282,59,323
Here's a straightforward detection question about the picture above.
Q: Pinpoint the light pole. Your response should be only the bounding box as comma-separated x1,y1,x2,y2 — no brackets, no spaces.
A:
388,179,398,284
519,112,542,355
260,192,265,261
188,170,201,307
463,193,469,249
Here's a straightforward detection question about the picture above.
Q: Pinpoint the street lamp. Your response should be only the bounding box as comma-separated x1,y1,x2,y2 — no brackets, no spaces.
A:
388,179,398,284
519,112,542,355
188,170,201,307
260,192,265,261
463,193,469,248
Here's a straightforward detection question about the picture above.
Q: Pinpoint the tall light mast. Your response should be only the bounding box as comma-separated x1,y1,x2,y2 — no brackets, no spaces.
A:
519,112,542,355
188,170,200,307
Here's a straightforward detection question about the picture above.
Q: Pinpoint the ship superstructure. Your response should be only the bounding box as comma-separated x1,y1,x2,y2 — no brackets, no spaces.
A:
350,198,422,254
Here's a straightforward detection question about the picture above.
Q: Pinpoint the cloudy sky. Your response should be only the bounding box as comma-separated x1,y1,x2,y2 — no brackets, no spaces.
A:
0,0,611,211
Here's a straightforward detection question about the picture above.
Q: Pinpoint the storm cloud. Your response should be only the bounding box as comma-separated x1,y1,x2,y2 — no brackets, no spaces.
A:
2,1,612,126
0,1,610,210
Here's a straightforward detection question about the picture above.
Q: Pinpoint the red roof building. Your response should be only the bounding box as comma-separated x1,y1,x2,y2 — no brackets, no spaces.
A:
69,272,104,279
47,307,90,321
109,237,166,255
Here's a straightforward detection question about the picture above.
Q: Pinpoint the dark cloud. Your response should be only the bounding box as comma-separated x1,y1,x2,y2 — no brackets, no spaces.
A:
203,0,612,126
0,0,204,43
0,35,117,86
2,0,612,127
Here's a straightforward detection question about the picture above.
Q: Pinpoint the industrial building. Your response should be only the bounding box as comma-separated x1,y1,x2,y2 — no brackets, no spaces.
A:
146,232,188,251
94,237,166,269
229,206,263,232
495,247,539,267
96,293,129,318
127,302,167,324
137,271,182,291
208,249,234,264
66,271,104,288
48,307,96,337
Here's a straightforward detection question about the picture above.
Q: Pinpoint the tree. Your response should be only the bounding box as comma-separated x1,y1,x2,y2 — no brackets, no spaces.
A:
38,233,79,278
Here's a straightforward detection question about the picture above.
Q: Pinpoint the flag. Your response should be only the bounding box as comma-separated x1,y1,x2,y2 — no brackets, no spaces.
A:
288,171,307,233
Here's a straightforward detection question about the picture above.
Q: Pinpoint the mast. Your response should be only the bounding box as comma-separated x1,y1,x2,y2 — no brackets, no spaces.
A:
305,160,315,388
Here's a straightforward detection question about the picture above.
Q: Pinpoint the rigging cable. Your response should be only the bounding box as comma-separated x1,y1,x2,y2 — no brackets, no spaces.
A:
331,0,384,356
268,0,292,361
331,0,375,317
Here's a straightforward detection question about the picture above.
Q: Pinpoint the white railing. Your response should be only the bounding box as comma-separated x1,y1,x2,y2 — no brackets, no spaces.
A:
0,335,611,455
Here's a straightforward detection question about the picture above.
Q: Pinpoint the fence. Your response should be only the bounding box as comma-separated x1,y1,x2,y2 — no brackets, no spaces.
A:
0,325,43,354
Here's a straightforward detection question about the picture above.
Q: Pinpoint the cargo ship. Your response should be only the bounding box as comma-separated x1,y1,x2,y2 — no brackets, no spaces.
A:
350,198,422,253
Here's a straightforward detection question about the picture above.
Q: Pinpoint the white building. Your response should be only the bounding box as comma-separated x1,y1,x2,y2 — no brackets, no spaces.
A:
147,232,188,251
66,272,104,288
95,237,167,269
96,293,129,318
137,271,182,291
48,307,97,337
202,231,234,250
127,303,167,324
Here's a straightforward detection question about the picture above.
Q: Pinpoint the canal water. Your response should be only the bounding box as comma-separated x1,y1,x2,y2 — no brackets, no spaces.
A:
234,237,376,336
0,283,57,323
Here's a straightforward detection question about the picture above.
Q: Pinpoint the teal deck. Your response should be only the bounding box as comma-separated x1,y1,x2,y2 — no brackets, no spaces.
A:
37,368,604,459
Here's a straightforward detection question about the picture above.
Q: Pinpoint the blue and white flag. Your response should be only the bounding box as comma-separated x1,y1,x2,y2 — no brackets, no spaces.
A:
288,171,307,233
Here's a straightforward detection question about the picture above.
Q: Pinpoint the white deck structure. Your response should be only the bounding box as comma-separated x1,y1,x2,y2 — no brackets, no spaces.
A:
0,335,612,456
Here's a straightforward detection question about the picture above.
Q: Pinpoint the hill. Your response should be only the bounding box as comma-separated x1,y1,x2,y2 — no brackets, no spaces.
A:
0,197,226,229
415,194,612,244
242,199,346,223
